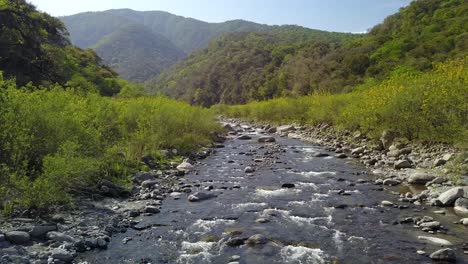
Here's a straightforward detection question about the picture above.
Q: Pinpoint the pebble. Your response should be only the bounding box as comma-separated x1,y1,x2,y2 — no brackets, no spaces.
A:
381,201,394,206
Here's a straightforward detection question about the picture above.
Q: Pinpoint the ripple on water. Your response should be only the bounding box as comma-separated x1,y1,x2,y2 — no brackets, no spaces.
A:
299,171,337,177
280,246,327,264
178,241,215,263
296,182,319,190
232,202,268,212
255,188,302,198
190,219,236,234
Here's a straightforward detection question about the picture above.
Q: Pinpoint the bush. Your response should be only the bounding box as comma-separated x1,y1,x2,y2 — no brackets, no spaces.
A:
0,81,219,214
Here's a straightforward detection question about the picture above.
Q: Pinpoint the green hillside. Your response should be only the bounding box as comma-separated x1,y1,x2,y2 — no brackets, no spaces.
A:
152,0,467,106
93,24,186,82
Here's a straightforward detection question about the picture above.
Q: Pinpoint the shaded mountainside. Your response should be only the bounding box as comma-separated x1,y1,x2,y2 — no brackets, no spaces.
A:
60,9,275,82
150,0,468,106
92,24,186,82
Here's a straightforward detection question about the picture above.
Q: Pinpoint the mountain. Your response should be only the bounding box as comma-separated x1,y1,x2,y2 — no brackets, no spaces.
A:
151,0,468,106
60,9,273,82
92,24,186,82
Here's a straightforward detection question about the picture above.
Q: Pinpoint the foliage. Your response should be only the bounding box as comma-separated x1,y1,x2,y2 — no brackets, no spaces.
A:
214,58,468,144
0,81,219,214
0,0,125,95
154,0,467,106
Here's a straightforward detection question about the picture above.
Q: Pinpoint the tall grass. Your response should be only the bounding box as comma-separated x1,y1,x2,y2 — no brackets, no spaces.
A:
214,58,468,144
0,78,220,213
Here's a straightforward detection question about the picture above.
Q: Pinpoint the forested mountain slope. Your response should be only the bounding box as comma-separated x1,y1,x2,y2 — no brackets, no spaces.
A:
151,0,467,106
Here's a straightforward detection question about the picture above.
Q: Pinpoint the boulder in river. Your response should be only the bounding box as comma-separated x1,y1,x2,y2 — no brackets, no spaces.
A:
418,236,453,246
258,136,276,143
46,231,75,243
434,187,464,206
429,248,456,262
28,225,57,238
244,166,255,173
245,234,268,246
50,248,74,263
5,231,30,244
144,206,160,214
187,192,216,202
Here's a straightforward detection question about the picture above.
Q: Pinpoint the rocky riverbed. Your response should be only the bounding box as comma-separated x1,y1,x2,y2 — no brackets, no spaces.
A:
1,120,467,263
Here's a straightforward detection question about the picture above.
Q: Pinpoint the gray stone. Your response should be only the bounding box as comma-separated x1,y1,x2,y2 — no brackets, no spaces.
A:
177,161,194,172
454,197,468,214
442,153,453,161
226,238,245,247
380,130,395,150
429,248,456,262
433,159,446,167
237,134,252,140
277,125,295,133
312,152,329,157
46,231,75,243
381,201,394,206
351,147,365,155
5,231,30,244
141,179,158,188
459,218,468,226
29,225,57,238
394,160,412,169
187,192,216,202
267,127,277,133
419,221,441,229
50,248,74,262
246,234,268,246
418,236,453,246
258,136,276,143
435,187,464,206
335,153,347,159
144,206,160,214
133,172,155,183
383,179,400,186
408,171,436,184
255,218,270,223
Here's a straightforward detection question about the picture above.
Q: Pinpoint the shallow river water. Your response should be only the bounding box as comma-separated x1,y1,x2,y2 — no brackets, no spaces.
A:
80,128,467,264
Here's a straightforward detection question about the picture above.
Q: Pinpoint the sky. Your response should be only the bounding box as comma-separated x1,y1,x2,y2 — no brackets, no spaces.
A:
29,0,412,33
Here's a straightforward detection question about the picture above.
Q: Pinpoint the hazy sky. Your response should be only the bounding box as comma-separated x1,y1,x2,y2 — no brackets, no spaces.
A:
29,0,412,33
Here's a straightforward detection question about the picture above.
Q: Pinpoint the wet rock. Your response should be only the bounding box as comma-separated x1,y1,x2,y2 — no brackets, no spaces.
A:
230,255,241,261
381,201,394,206
0,234,11,248
334,204,348,209
417,250,426,255
144,206,160,214
46,231,75,243
312,152,329,157
281,183,295,188
394,160,412,169
419,221,441,229
429,248,456,262
258,136,276,143
237,135,252,140
226,238,246,247
434,187,464,206
245,234,268,246
408,171,436,184
244,166,255,173
383,179,400,186
5,231,30,244
255,218,270,223
335,153,347,159
29,225,57,238
50,248,74,262
277,125,295,133
454,197,468,214
187,192,216,202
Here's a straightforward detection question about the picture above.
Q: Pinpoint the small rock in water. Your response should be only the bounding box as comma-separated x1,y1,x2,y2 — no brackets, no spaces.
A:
237,134,252,140
255,218,270,223
187,192,216,202
429,248,456,262
383,179,400,186
281,183,295,188
144,206,160,214
434,187,464,206
245,234,268,246
418,236,453,246
226,238,246,247
417,250,426,255
258,136,276,143
394,160,412,169
50,248,74,262
312,152,329,157
244,166,255,173
230,255,241,261
381,201,394,206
